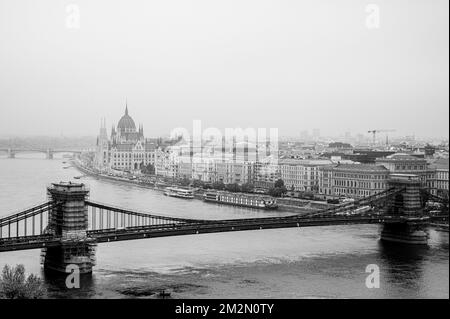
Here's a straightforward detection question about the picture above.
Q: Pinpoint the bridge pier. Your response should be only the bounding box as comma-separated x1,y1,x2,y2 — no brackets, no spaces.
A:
42,182,96,274
381,219,429,245
381,174,429,245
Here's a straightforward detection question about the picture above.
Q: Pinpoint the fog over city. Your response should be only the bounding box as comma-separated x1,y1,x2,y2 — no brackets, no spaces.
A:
0,0,448,138
0,0,449,304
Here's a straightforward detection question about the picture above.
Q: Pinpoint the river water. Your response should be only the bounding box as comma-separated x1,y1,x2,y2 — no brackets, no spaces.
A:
0,154,448,298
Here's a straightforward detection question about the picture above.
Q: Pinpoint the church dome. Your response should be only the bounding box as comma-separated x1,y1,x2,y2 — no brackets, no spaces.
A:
117,106,136,132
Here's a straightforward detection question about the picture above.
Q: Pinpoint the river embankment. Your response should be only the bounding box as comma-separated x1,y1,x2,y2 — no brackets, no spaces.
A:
71,160,328,213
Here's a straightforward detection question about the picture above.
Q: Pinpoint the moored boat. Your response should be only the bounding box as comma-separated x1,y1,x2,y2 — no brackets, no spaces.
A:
164,187,195,199
203,191,278,210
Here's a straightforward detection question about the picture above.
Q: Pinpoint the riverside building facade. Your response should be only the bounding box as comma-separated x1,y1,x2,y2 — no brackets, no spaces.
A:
279,159,332,192
375,153,428,185
319,164,390,198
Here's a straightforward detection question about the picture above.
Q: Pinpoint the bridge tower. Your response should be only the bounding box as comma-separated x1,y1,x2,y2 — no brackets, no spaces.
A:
381,174,428,245
42,182,96,274
7,148,15,158
46,149,54,159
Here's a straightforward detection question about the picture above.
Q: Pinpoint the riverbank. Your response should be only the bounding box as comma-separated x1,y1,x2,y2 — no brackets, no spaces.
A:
2,156,448,299
71,160,324,213
71,159,159,190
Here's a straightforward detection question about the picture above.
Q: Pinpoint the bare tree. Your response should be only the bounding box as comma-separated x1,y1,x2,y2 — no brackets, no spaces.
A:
0,264,45,299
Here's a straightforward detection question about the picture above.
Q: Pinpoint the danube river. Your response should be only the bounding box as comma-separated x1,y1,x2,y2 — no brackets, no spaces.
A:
0,154,448,298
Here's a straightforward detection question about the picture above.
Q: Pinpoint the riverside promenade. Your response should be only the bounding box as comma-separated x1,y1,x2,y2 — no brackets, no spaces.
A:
71,159,329,213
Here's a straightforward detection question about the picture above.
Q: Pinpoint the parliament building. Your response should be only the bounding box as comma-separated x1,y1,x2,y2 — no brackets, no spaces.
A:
95,105,157,171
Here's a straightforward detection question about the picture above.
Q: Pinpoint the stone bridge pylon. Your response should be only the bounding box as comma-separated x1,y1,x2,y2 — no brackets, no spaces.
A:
381,174,429,245
42,183,96,274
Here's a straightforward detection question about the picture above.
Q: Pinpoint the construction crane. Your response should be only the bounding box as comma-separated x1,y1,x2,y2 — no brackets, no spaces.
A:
367,129,396,145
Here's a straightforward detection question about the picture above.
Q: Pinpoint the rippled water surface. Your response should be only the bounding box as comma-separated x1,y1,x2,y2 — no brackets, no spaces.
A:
0,154,448,298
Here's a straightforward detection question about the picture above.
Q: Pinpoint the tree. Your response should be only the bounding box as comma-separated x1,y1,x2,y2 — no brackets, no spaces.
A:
269,179,287,197
212,181,225,190
274,179,285,189
225,183,240,193
0,264,45,299
268,187,283,197
192,179,205,188
203,183,212,190
420,189,430,208
141,163,155,175
180,177,190,186
240,183,254,193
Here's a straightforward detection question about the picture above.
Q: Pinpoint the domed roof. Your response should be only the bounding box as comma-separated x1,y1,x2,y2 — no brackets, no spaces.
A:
117,106,136,132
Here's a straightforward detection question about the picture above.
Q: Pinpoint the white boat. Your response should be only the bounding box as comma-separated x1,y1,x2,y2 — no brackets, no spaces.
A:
164,187,195,199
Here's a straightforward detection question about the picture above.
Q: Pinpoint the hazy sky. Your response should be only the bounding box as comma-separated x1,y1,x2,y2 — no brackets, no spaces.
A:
0,0,448,138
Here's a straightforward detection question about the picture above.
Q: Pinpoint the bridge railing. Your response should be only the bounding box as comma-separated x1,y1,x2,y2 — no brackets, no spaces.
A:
83,189,405,233
0,201,55,239
85,200,210,232
421,190,449,204
1,185,443,246
298,187,404,219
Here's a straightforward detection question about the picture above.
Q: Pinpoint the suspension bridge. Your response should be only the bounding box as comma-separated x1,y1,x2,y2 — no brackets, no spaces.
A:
0,174,447,274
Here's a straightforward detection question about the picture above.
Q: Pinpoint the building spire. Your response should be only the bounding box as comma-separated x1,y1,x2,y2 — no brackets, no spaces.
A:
125,98,128,116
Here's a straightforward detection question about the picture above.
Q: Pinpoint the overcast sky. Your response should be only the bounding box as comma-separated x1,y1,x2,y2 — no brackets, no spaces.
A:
0,0,448,139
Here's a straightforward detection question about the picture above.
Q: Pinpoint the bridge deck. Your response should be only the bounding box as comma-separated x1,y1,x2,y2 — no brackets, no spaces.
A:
0,215,391,252
89,215,387,243
0,187,447,252
0,234,60,252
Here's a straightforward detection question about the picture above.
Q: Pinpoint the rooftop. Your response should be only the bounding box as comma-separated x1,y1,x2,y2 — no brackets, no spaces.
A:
333,164,389,172
279,159,332,166
117,105,136,132
377,153,426,161
428,158,449,170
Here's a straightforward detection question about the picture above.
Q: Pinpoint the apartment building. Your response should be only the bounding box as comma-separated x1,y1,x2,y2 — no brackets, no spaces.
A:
319,164,390,198
279,159,332,192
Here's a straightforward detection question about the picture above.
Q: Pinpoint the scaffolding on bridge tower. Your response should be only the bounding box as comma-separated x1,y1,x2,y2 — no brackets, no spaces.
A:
381,174,429,245
42,182,96,274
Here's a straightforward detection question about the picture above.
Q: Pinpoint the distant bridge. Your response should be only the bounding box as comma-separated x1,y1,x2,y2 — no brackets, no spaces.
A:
0,175,448,274
0,148,82,159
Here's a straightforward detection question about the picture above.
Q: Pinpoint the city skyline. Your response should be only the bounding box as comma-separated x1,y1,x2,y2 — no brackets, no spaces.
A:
0,0,448,138
0,0,448,302
0,103,448,142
